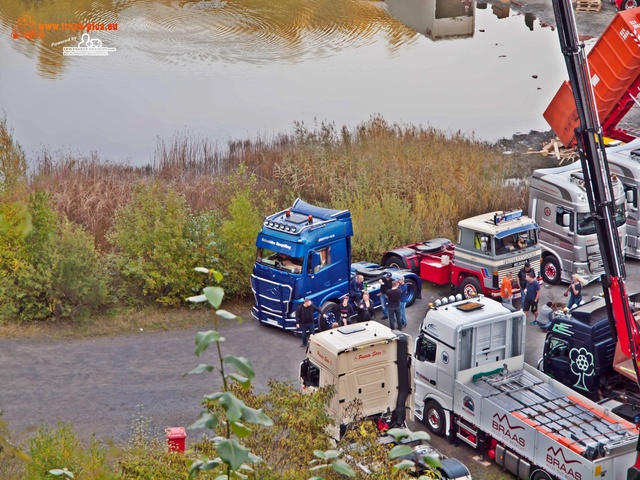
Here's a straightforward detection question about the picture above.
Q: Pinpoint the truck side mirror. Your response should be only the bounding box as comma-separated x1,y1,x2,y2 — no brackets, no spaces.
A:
310,251,322,272
626,190,638,212
561,213,573,235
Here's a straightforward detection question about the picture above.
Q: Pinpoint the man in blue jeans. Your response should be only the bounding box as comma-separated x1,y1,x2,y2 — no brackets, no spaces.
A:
379,272,393,320
398,277,408,328
523,272,541,325
295,298,326,347
386,280,402,330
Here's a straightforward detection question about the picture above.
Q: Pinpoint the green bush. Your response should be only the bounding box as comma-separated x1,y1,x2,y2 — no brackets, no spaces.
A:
0,193,109,323
22,421,116,480
107,182,216,307
0,115,27,198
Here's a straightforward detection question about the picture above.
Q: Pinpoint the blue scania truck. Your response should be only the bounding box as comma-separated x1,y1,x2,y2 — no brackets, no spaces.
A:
251,199,422,331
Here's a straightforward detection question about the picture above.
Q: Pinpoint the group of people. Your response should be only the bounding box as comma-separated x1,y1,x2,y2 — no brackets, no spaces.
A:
500,261,587,330
295,271,410,347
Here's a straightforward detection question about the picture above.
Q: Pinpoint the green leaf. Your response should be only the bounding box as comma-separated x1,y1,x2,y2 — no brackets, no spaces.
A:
188,460,203,479
186,294,208,303
204,392,224,401
189,411,219,430
388,444,414,459
386,428,411,440
407,430,431,442
309,465,329,472
200,458,223,471
217,309,239,321
219,392,244,422
240,406,273,426
313,449,326,460
421,455,441,468
49,469,74,479
247,452,262,464
186,364,215,375
194,267,210,274
308,477,324,480
224,356,255,380
212,270,223,283
195,331,222,357
392,459,415,472
230,421,252,438
322,450,341,459
216,438,250,470
331,459,356,477
228,373,251,389
204,286,224,308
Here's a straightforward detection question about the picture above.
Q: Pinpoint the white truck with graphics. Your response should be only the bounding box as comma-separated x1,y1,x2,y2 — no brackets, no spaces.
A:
413,295,639,480
528,163,627,284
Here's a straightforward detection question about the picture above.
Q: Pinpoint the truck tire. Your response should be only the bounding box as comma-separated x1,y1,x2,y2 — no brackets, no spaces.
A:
384,255,407,269
458,277,481,299
319,301,340,331
423,400,446,437
541,256,561,285
621,0,638,9
404,278,419,307
530,470,552,480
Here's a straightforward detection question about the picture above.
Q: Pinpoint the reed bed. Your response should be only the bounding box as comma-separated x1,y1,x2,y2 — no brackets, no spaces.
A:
28,116,526,257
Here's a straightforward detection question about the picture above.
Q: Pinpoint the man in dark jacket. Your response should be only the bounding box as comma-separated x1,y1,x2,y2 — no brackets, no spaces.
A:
296,298,326,348
386,280,402,330
517,261,535,308
379,272,393,320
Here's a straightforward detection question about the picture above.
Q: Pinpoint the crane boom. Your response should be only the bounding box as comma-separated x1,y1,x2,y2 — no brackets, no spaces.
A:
550,0,640,476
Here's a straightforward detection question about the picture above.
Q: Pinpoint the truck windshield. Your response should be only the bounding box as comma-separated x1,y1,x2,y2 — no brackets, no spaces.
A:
256,248,303,274
494,229,537,255
577,203,625,235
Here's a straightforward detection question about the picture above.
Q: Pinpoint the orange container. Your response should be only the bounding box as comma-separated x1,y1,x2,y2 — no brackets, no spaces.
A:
165,427,186,452
544,9,640,146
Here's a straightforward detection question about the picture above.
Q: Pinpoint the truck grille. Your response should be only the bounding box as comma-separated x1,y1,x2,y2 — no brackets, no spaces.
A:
498,258,541,286
250,275,292,316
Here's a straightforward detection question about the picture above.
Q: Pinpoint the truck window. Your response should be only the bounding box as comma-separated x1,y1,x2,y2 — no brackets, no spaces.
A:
257,248,303,274
555,207,574,231
416,335,437,363
548,337,570,362
474,233,490,254
308,247,331,274
495,230,536,254
615,202,626,227
576,212,596,235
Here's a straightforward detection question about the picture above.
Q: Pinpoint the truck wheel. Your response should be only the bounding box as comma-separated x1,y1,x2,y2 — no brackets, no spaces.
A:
621,0,638,9
404,278,419,307
530,470,552,480
384,255,407,269
541,256,561,285
423,400,446,437
319,301,340,331
459,277,481,299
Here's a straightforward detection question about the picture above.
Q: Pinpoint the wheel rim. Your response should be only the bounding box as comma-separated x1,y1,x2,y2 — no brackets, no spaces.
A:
625,0,637,8
544,263,557,281
406,284,415,304
463,284,478,298
427,408,442,432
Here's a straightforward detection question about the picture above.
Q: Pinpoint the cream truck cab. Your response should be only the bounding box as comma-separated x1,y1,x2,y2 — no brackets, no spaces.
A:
299,322,413,439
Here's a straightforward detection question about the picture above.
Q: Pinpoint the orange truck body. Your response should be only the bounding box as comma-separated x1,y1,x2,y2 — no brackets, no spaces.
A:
544,9,640,146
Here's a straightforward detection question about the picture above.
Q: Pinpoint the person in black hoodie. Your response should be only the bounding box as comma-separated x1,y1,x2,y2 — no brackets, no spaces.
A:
296,298,325,347
386,280,402,330
379,272,393,320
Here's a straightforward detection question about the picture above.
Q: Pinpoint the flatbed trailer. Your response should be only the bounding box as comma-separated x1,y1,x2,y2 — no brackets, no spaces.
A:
460,362,638,479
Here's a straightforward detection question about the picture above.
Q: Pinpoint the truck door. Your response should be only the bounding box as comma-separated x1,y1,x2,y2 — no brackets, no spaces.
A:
307,246,334,296
415,335,454,393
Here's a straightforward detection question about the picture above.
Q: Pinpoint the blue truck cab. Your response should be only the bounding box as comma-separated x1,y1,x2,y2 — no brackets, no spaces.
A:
251,199,422,331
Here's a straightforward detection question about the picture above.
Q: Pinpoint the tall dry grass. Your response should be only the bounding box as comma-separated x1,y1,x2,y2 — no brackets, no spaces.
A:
28,117,526,256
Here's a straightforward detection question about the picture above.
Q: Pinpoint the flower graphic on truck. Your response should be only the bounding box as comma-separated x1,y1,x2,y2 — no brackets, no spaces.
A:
569,347,595,391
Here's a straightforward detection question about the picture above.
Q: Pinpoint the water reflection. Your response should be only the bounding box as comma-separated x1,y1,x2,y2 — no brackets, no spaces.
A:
0,0,417,76
384,0,475,41
0,0,567,163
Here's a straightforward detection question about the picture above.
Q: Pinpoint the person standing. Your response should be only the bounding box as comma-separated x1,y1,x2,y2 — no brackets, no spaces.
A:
350,274,364,306
357,291,375,322
567,274,586,309
517,261,535,308
523,271,541,324
386,280,402,330
379,272,393,320
398,277,408,328
500,272,514,307
296,298,326,348
339,295,353,326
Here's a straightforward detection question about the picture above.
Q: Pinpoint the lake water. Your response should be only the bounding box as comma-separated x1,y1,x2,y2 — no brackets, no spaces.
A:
0,0,567,164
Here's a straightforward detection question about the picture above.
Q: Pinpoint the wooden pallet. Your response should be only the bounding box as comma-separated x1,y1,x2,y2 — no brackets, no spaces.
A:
526,138,578,164
575,0,602,12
